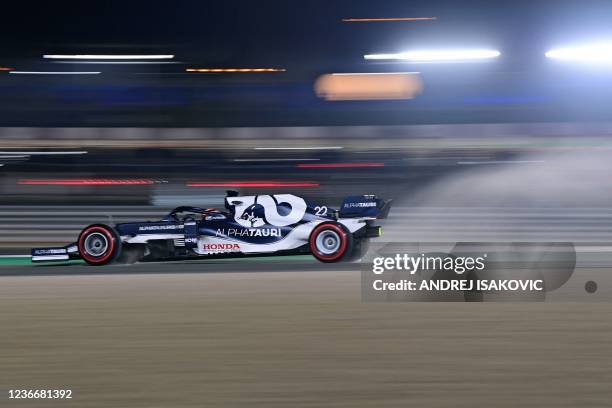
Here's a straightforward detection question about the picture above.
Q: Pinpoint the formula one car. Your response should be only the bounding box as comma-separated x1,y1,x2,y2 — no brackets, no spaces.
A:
32,191,391,265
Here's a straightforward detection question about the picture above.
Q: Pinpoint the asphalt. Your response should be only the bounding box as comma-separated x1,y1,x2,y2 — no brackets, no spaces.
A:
1,267,612,408
0,255,355,276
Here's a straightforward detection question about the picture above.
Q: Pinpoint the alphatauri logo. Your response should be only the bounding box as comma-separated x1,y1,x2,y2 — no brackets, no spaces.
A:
240,203,266,227
228,194,307,228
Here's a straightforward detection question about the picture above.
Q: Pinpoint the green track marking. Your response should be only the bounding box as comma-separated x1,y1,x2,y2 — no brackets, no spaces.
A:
0,254,313,267
0,256,85,266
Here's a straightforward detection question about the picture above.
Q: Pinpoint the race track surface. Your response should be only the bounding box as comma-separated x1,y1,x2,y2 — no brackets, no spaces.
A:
0,256,353,276
2,263,612,407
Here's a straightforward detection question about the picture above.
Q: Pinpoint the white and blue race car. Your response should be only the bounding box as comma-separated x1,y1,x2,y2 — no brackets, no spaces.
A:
32,191,391,265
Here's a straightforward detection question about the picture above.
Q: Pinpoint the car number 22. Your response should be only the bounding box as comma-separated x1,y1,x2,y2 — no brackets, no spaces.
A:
314,206,328,216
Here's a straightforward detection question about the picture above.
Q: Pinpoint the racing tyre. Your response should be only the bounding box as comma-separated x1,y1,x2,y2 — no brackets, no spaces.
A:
77,224,122,266
309,222,353,263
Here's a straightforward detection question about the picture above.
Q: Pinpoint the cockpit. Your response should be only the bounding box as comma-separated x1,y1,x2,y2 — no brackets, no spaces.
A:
164,206,227,222
163,191,241,222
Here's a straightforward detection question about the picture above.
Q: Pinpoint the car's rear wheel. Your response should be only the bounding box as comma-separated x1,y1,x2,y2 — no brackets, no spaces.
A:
78,224,121,266
309,222,353,263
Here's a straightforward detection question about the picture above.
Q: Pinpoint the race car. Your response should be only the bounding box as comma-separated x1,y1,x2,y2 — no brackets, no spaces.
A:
31,191,391,265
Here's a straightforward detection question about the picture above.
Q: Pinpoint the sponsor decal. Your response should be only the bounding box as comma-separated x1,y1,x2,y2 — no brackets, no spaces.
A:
228,194,307,228
33,248,67,255
215,228,282,238
240,206,265,227
344,202,376,208
138,224,184,231
203,243,240,251
205,214,226,220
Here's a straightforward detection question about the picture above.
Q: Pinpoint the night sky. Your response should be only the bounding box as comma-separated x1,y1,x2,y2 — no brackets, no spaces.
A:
2,0,611,68
1,0,612,126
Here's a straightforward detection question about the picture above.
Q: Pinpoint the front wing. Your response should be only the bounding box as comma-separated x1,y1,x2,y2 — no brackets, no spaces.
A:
31,243,80,262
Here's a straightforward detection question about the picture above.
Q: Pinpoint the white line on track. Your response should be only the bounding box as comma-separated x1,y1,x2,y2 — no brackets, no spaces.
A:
457,160,545,165
9,71,100,75
0,151,88,155
233,158,320,162
253,147,343,150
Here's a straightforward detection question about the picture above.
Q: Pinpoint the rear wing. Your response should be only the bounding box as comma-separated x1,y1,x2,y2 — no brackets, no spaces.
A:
338,195,392,219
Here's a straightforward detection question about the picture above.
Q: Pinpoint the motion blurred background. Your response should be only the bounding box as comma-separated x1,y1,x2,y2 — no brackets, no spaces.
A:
6,3,612,407
3,0,612,251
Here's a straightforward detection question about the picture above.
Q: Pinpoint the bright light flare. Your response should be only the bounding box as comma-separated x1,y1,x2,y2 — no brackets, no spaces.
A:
52,61,180,65
43,54,174,60
186,68,286,73
9,71,101,75
342,17,437,22
545,43,612,63
315,72,422,100
18,179,157,185
364,49,501,62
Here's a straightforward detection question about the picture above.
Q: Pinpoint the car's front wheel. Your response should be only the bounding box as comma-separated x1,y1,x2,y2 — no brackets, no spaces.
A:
77,224,122,266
